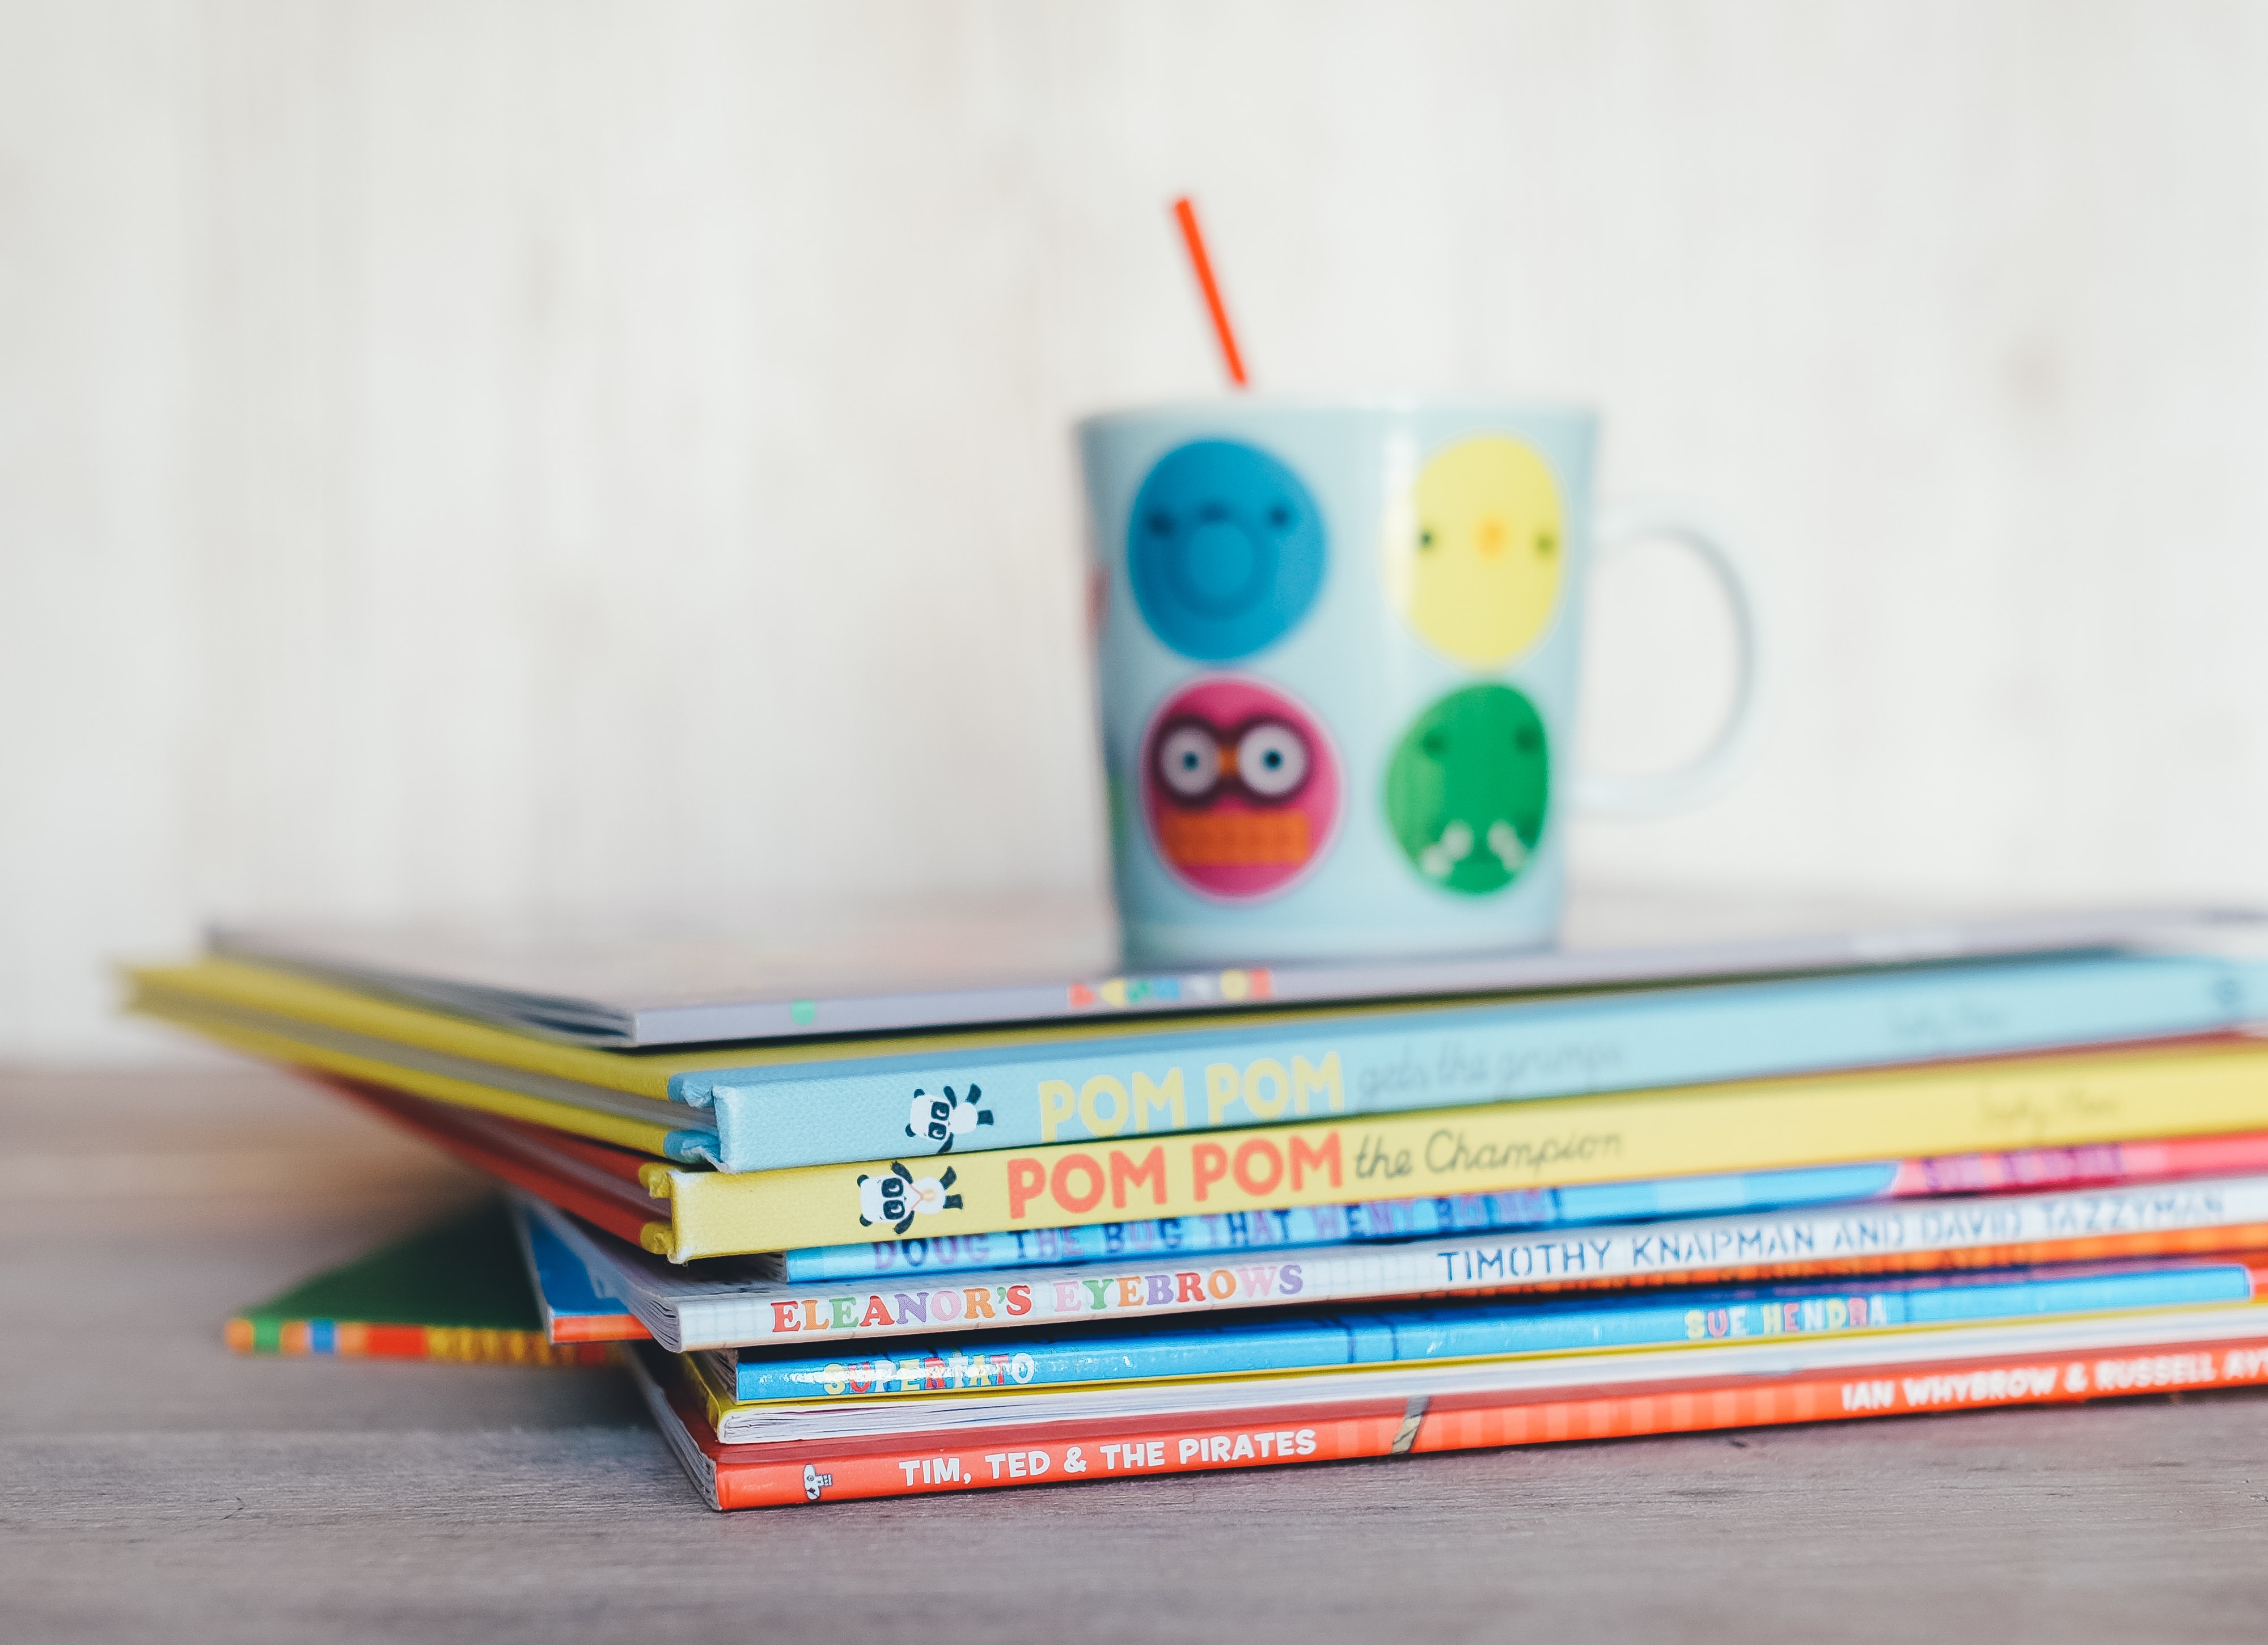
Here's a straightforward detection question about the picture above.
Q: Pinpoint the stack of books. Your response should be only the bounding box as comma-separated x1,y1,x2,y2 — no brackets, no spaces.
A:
137,903,2268,1509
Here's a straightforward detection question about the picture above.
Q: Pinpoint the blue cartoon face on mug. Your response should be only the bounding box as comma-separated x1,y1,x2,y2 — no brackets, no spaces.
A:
1126,439,1327,662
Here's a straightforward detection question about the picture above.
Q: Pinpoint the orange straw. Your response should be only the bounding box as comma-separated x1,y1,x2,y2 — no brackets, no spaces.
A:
1172,196,1249,389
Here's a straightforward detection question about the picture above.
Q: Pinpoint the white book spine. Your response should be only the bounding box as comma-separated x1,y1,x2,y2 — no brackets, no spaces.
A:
523,1177,2268,1354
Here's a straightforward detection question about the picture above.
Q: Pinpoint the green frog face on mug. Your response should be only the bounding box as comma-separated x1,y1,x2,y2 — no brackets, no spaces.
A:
1385,684,1550,895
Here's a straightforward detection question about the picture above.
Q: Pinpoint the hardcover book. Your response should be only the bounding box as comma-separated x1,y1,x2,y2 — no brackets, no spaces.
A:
209,892,2261,1046
494,1038,2268,1258
778,1132,2268,1281
335,1067,2268,1285
129,947,2268,1173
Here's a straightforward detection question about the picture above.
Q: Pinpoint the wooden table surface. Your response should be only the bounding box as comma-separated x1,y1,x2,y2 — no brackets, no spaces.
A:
8,1063,2268,1643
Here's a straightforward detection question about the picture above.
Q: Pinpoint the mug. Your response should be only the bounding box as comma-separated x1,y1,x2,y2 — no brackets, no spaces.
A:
1076,397,1759,967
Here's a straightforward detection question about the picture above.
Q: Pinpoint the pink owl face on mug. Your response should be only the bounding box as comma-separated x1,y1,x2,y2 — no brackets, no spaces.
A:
1139,676,1341,902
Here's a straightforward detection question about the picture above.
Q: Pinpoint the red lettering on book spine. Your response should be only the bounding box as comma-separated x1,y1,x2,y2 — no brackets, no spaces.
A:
1290,1133,1342,1190
1111,1147,1168,1208
1051,1155,1105,1214
1192,1143,1229,1202
1006,1158,1047,1220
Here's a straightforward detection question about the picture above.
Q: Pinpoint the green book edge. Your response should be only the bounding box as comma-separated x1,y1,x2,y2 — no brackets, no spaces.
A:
232,1198,544,1348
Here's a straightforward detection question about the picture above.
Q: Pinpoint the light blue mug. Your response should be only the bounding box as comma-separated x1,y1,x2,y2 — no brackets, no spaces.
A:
1076,397,1759,966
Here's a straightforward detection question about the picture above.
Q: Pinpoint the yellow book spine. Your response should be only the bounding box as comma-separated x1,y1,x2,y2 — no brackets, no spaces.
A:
135,1000,689,1160
126,959,686,1096
123,957,1381,1096
640,1042,2268,1259
684,1348,739,1428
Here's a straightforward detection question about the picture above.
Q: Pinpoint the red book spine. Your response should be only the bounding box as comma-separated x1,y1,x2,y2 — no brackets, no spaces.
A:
665,1332,2268,1509
315,1073,661,1249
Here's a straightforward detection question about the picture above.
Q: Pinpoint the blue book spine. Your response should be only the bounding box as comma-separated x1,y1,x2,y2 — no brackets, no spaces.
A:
729,1261,2254,1402
777,1161,1905,1282
676,954,2268,1172
513,1200,639,1326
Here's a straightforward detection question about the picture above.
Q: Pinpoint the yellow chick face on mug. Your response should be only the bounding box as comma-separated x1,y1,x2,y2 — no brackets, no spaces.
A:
1386,435,1564,669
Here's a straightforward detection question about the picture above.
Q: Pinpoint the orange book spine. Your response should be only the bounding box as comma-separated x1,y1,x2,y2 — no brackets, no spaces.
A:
548,1313,653,1344
661,1331,2268,1509
225,1315,615,1366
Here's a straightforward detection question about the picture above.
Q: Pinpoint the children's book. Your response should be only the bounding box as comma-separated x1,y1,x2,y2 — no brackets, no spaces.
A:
684,1258,2253,1439
515,1161,2268,1352
208,895,2263,1046
345,1064,2268,1291
628,1308,2268,1507
321,1041,2268,1263
129,948,2268,1172
779,1132,2268,1280
509,1195,655,1344
226,1198,629,1362
431,1037,2268,1258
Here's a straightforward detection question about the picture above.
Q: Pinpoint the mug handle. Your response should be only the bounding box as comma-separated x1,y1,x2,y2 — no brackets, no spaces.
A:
1570,502,1763,817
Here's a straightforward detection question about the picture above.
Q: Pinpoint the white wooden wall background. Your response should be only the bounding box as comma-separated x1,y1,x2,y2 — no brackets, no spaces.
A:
6,1,2267,1056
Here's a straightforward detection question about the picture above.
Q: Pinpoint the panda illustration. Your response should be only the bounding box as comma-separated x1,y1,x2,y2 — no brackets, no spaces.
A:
803,1464,833,1502
905,1083,994,1153
856,1161,964,1236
